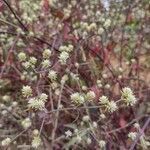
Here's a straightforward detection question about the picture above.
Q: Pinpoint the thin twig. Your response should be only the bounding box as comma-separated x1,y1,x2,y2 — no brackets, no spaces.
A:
51,83,64,147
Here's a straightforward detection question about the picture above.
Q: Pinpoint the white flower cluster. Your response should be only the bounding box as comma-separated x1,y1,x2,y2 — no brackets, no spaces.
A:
65,130,72,138
128,132,137,140
32,136,41,148
22,85,32,97
86,91,96,101
41,49,52,68
1,138,11,146
70,92,85,104
98,27,104,35
42,59,51,68
99,140,106,148
59,44,74,65
59,44,74,53
99,96,109,104
21,55,37,69
18,52,26,62
121,87,137,106
82,115,90,122
106,101,118,113
97,80,103,88
61,74,69,84
21,117,32,129
48,70,57,81
99,96,118,113
28,93,48,110
103,19,111,28
71,90,96,105
42,49,51,59
59,51,69,65
80,22,97,32
29,57,37,66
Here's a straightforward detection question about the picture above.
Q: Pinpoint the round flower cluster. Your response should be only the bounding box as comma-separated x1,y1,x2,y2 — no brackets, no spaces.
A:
31,136,41,148
1,137,11,146
59,51,69,65
28,93,48,110
128,132,137,140
48,70,57,81
86,91,96,101
42,49,52,59
65,130,72,138
18,52,26,62
70,92,85,104
21,117,32,129
19,53,37,69
22,85,32,98
59,44,74,53
99,140,106,148
99,96,118,113
121,87,137,106
42,59,51,68
58,44,74,65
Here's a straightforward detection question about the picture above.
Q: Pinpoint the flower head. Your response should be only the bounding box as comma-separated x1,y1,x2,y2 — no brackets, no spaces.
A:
43,49,51,59
99,96,109,104
128,132,137,140
71,92,85,104
42,59,51,68
99,140,106,148
21,118,32,129
22,85,32,97
104,19,111,28
48,70,57,81
106,101,118,113
86,91,96,101
59,51,69,64
65,130,72,138
28,93,48,110
18,52,26,62
28,98,45,110
29,57,37,65
82,115,90,122
39,93,48,102
32,136,41,148
121,87,137,106
1,138,11,146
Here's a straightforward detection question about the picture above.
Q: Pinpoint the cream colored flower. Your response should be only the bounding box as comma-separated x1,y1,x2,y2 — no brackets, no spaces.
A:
71,92,85,104
1,137,11,146
99,96,109,104
86,91,96,101
59,51,69,64
43,49,51,59
22,85,32,97
65,130,72,138
48,70,57,81
106,101,118,113
121,87,137,106
128,132,137,140
21,118,32,129
99,140,106,148
42,59,51,68
39,93,48,102
32,136,41,148
18,52,26,62
28,98,45,110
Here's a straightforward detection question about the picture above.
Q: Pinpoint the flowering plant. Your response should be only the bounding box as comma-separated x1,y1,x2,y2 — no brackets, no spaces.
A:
0,0,149,149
